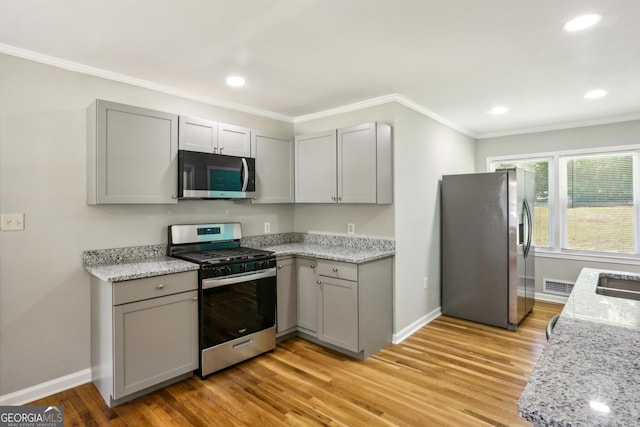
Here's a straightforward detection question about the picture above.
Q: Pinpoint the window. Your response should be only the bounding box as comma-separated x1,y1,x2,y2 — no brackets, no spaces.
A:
491,159,551,248
490,147,640,257
561,153,636,254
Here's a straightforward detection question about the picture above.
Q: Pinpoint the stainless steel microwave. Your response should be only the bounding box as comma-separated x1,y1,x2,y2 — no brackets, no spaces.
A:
178,150,256,199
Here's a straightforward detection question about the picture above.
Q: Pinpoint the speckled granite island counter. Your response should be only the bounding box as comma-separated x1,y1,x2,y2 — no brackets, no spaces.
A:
519,268,640,426
242,232,395,263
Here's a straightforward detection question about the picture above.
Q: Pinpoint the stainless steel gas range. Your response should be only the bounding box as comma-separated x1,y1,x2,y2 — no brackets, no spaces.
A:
168,222,276,378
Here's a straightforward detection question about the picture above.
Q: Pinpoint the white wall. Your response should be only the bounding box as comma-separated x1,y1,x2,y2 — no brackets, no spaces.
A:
392,106,475,332
0,54,294,395
475,120,640,291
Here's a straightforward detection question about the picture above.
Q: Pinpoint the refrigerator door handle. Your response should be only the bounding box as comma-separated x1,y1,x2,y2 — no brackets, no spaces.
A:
523,198,533,257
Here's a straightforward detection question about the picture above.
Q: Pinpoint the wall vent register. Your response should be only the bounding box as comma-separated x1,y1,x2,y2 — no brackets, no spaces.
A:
543,278,575,296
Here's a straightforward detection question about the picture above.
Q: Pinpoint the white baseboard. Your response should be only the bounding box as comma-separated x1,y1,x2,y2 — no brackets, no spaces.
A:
535,292,569,304
0,369,91,406
392,307,441,344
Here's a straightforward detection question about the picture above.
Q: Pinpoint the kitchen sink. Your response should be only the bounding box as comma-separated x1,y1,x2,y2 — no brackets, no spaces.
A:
595,273,640,301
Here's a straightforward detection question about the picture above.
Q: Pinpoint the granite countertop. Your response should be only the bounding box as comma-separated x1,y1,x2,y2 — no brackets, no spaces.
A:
83,245,198,282
244,232,395,263
519,268,640,426
86,257,199,282
84,233,395,283
258,242,394,263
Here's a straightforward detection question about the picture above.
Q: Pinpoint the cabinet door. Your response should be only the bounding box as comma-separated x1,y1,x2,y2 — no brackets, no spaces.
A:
319,276,359,352
113,290,198,399
296,258,319,333
338,123,377,203
276,257,297,334
178,116,218,153
295,131,337,203
88,100,178,204
252,132,294,203
218,123,251,157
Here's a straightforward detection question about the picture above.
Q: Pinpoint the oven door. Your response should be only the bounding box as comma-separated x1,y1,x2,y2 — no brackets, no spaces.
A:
200,268,276,349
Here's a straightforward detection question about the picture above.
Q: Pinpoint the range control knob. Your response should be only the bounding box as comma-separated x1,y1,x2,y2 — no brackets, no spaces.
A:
224,266,233,275
239,264,246,272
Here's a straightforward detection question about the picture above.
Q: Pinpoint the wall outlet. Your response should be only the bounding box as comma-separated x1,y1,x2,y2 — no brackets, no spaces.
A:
423,277,428,290
1,213,25,231
347,223,355,235
264,222,271,233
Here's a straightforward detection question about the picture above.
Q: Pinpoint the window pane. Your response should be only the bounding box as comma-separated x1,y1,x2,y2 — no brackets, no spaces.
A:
495,160,550,248
564,154,635,254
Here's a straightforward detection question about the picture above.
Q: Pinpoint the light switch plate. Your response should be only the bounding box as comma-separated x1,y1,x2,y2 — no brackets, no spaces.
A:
1,213,25,231
347,223,355,235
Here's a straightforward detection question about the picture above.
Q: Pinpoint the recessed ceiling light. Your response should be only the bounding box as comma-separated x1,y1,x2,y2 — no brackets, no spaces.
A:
488,106,509,115
584,89,608,99
226,76,246,87
563,14,602,32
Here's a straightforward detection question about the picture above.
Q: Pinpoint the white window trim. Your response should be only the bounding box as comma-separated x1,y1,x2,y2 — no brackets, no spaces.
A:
487,143,640,260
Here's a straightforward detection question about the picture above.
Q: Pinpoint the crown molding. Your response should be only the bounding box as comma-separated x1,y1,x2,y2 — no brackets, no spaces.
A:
4,43,637,139
293,93,475,138
392,94,475,137
475,112,640,139
0,43,293,123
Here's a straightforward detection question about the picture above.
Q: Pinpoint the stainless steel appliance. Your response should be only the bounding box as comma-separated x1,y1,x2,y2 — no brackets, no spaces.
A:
168,222,276,378
178,150,256,199
441,168,535,330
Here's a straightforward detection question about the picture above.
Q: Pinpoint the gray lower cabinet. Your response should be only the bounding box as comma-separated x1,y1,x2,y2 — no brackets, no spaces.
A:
296,257,319,334
319,275,359,352
87,100,178,205
91,271,198,407
276,256,297,335
294,256,393,358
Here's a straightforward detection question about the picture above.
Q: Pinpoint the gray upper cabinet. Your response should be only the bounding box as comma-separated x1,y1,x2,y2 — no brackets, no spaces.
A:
339,122,392,204
178,116,251,157
295,130,338,203
218,123,252,157
178,116,218,153
87,100,178,205
295,122,392,204
252,131,294,203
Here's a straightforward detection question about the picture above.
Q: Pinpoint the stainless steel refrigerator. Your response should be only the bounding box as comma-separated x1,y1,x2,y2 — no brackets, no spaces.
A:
441,168,535,330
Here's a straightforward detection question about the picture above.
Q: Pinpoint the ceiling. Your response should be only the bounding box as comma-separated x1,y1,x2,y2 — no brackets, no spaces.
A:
1,0,640,138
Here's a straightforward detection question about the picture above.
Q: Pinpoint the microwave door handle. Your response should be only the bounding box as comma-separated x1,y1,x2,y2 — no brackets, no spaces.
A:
241,158,249,192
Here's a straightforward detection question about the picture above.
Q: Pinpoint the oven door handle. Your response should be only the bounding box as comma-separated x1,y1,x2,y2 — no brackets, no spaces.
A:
202,267,276,289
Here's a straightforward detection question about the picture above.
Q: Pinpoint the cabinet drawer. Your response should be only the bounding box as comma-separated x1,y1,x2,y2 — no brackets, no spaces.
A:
317,260,357,281
113,271,198,305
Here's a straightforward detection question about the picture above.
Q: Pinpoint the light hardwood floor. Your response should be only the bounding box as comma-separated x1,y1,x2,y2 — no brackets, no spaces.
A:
30,301,563,426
